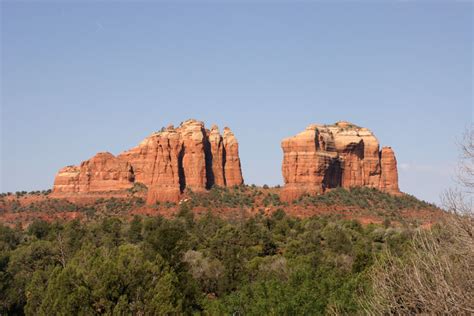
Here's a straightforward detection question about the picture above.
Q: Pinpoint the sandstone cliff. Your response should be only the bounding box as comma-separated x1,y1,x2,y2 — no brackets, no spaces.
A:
52,152,134,194
52,120,244,203
223,127,244,186
281,121,399,201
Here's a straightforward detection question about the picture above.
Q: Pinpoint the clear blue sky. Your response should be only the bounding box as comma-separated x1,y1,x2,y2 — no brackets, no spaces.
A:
1,1,472,204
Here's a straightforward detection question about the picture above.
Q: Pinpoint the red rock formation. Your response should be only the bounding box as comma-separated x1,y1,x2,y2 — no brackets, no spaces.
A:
52,119,244,203
281,126,338,201
379,147,399,194
180,120,207,192
208,125,226,187
117,127,184,204
52,152,134,193
223,127,244,187
281,121,400,201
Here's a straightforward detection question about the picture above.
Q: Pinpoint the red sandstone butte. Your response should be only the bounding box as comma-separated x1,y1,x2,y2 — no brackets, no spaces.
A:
52,152,134,194
281,121,400,201
52,119,244,203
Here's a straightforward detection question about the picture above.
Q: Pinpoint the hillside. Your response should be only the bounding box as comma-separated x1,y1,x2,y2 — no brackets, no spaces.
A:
0,189,464,315
0,185,442,228
0,196,442,315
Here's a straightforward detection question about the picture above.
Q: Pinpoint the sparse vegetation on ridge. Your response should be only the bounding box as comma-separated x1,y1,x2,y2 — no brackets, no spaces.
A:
293,187,437,211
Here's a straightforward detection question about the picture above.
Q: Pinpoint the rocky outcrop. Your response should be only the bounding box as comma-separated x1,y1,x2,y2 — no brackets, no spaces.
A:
223,127,244,187
379,147,399,194
281,121,400,201
52,152,134,193
117,126,184,204
52,120,244,203
208,125,226,187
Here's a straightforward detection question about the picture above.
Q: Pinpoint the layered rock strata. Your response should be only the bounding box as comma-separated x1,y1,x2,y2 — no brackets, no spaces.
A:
281,121,399,201
52,152,135,194
52,120,244,203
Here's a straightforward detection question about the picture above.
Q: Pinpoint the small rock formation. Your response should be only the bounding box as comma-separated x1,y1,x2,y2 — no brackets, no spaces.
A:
223,127,244,187
281,121,400,201
52,120,244,203
52,152,134,193
379,147,400,194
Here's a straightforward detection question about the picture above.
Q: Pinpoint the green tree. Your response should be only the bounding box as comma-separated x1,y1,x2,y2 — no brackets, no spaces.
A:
128,215,143,243
5,240,58,313
27,219,51,239
37,244,184,315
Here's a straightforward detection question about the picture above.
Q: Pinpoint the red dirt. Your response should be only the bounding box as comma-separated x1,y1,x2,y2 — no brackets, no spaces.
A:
0,190,446,228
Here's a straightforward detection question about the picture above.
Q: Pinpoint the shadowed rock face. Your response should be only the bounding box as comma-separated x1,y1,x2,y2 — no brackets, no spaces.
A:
281,121,400,201
52,119,244,203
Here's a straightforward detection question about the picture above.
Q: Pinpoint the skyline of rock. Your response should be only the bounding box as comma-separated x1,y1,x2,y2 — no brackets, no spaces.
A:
52,119,244,203
52,119,400,203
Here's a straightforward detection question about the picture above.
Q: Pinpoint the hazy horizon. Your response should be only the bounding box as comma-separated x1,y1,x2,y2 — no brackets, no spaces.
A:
1,1,472,204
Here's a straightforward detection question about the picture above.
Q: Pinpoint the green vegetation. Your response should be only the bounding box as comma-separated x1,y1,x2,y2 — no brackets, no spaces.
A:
0,186,468,314
186,185,258,208
128,182,148,194
262,192,285,207
8,199,79,213
0,189,51,198
294,187,436,211
0,210,417,315
2,197,145,221
0,187,460,314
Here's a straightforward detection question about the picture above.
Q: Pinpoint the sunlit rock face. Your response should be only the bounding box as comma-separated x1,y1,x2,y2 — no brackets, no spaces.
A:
281,121,400,201
52,152,135,194
52,119,244,203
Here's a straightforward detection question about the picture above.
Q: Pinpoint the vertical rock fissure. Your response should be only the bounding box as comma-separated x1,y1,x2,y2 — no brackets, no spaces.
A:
222,146,227,187
203,130,214,190
178,146,186,193
128,165,135,183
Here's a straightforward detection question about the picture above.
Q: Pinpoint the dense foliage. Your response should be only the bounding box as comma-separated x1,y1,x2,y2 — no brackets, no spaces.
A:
0,206,416,315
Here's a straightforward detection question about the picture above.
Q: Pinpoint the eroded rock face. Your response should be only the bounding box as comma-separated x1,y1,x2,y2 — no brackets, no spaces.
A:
208,125,226,187
223,127,244,187
117,127,183,204
52,120,244,203
52,152,134,193
281,121,400,201
379,147,399,194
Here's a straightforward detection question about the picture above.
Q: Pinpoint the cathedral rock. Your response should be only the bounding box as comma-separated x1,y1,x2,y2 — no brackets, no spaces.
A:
52,119,244,204
281,121,400,202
